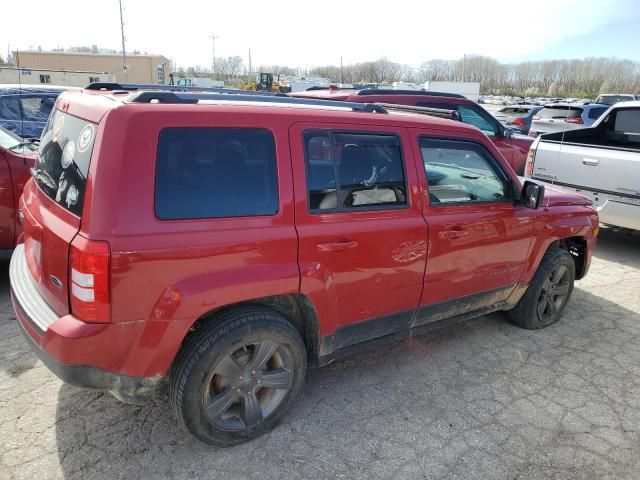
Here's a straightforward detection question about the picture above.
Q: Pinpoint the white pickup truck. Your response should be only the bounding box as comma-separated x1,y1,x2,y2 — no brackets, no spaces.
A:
525,101,640,231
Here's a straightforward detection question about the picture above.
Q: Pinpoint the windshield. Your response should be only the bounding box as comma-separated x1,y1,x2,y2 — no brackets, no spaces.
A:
34,109,97,216
0,126,37,152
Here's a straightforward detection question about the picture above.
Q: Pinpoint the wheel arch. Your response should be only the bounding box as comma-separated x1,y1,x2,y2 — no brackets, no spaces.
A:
175,294,321,368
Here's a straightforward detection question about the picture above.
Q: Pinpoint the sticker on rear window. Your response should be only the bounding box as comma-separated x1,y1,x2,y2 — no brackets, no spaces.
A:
62,141,75,168
77,124,95,152
52,114,64,142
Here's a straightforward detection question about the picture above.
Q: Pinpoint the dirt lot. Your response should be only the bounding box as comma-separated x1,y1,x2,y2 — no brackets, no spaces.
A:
1,228,640,480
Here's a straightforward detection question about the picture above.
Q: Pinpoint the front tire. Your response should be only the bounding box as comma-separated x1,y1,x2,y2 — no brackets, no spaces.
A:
169,306,307,446
507,248,575,329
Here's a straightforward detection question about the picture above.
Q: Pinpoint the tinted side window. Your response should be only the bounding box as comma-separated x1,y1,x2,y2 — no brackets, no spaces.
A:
304,131,407,211
420,138,508,205
155,128,278,220
457,106,498,136
587,107,607,120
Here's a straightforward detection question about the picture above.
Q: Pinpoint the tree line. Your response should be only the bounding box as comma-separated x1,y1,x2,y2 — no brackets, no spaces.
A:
310,56,640,97
182,54,640,98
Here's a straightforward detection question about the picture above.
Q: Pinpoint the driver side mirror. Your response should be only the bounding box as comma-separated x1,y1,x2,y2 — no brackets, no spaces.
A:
521,180,544,209
503,127,514,138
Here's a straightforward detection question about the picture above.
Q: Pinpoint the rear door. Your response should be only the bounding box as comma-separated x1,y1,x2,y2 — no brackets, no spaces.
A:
290,122,427,342
20,108,97,315
411,129,533,325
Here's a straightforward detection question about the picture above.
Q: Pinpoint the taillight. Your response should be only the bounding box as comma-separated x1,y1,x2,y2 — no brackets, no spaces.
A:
70,235,110,323
564,117,584,124
512,117,525,126
524,137,539,177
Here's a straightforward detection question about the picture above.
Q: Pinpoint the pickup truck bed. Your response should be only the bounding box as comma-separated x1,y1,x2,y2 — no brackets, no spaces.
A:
527,102,640,231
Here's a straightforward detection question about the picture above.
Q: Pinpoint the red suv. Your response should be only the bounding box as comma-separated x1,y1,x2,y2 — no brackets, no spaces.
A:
293,88,534,175
10,85,598,446
0,127,36,249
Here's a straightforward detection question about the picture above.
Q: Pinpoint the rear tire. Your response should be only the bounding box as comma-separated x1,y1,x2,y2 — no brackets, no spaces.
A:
169,306,307,446
507,248,575,329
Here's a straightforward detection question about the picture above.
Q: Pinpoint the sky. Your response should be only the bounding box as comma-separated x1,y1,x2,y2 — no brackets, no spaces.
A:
3,0,640,69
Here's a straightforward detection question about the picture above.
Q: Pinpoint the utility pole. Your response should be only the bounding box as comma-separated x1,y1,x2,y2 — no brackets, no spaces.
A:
209,34,219,78
248,48,252,76
118,0,128,81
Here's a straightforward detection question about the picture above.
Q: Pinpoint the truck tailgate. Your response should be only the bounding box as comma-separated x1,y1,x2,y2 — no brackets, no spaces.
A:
532,141,640,198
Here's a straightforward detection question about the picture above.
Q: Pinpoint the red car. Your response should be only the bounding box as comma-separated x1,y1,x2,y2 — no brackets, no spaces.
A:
0,127,36,249
293,88,534,175
10,86,598,446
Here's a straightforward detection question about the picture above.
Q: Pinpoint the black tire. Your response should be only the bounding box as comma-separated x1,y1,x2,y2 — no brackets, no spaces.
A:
506,248,575,329
169,306,307,446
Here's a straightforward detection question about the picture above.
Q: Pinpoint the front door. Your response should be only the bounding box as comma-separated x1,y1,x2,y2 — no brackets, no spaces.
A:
290,122,428,346
411,132,534,325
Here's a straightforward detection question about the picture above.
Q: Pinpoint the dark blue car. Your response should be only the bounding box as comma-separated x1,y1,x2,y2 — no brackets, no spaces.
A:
0,85,72,140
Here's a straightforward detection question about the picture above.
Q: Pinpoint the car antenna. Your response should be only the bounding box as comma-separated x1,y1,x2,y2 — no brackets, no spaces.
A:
17,48,25,154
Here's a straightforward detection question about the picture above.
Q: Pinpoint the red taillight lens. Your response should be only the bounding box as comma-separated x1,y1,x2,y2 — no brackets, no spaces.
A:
70,235,110,323
512,117,525,126
564,117,584,124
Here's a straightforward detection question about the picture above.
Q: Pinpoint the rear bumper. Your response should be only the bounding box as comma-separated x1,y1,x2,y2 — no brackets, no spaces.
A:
10,245,165,404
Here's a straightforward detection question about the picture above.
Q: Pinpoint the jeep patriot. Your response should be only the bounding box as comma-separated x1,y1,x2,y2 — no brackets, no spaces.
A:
10,84,599,446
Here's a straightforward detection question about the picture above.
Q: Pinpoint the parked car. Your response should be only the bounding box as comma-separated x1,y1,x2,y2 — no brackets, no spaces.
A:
292,88,534,174
526,101,640,231
0,85,72,139
493,105,543,135
594,94,635,106
0,126,37,248
11,85,598,446
529,103,609,137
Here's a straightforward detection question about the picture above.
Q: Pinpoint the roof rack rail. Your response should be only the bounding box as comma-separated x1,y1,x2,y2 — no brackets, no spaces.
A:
85,82,275,95
126,90,389,114
374,103,460,121
356,89,466,99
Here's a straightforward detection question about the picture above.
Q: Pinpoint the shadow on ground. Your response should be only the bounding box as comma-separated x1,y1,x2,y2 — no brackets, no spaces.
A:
53,284,640,480
594,227,640,268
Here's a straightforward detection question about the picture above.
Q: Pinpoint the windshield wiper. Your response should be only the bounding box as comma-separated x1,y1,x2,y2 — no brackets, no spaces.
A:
30,167,57,190
8,141,35,152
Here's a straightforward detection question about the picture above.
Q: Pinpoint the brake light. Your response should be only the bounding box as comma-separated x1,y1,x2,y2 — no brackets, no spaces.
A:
70,236,110,323
512,117,525,126
524,138,539,177
564,117,584,124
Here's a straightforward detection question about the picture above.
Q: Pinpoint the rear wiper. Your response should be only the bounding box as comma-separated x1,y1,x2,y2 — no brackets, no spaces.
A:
30,168,57,190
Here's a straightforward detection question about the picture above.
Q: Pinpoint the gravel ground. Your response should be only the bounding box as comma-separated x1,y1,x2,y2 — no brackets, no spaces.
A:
1,228,639,480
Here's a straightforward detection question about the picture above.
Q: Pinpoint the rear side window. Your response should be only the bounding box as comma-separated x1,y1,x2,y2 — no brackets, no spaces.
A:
587,106,608,120
303,131,406,211
35,109,97,216
155,128,278,220
537,106,583,119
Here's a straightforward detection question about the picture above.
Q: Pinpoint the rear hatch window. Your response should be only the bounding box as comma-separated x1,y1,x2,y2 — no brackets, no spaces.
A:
34,109,97,216
536,106,583,120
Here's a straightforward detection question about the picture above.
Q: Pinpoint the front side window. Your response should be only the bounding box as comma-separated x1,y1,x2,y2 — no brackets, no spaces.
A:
304,131,406,211
420,138,508,205
155,128,278,220
456,106,499,136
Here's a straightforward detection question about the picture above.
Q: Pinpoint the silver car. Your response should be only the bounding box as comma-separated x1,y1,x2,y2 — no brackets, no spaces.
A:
529,103,609,136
